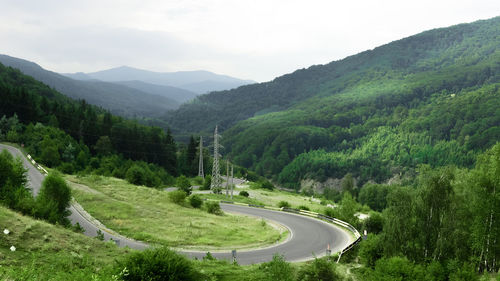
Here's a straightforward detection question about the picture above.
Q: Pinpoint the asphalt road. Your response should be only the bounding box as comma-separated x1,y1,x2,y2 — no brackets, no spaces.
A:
0,143,353,264
0,144,148,249
186,203,353,264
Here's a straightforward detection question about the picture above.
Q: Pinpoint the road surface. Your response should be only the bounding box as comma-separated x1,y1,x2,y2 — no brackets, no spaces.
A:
0,143,354,264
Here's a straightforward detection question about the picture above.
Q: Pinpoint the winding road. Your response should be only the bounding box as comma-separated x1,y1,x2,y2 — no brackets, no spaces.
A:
0,144,354,265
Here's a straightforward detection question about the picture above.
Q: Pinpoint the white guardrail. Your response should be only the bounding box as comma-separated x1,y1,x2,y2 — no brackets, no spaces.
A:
217,200,362,262
26,154,49,175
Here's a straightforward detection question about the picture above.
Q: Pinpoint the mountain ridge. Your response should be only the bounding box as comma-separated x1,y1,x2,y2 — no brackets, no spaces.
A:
65,65,256,94
0,54,180,117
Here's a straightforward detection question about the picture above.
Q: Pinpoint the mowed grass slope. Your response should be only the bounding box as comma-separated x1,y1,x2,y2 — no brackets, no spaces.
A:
67,175,286,250
0,205,128,280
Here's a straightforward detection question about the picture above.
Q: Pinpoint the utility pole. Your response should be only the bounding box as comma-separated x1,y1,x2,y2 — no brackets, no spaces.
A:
230,164,234,200
225,159,230,197
198,136,204,178
210,126,222,193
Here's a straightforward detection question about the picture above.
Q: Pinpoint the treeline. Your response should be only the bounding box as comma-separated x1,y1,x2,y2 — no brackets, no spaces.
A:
165,17,499,137
347,143,500,279
0,63,207,187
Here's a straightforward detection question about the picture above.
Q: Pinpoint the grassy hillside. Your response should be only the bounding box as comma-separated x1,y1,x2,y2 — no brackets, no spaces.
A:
67,175,286,250
0,205,129,280
164,17,500,188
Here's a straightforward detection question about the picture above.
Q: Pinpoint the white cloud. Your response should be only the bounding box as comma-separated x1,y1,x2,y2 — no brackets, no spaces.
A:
0,0,498,82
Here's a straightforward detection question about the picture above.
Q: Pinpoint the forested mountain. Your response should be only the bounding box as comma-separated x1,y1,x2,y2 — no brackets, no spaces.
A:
114,80,197,104
0,62,179,180
164,17,500,188
65,66,256,94
0,55,179,117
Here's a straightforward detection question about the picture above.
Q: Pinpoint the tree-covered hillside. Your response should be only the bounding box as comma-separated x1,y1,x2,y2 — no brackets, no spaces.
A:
0,55,180,118
165,17,500,188
0,62,180,184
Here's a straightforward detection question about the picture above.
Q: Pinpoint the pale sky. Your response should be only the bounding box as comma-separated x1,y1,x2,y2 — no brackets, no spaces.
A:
0,0,498,82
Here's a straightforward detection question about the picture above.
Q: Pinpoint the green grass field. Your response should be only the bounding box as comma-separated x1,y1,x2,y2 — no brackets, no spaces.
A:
0,205,128,280
67,175,287,250
195,182,333,213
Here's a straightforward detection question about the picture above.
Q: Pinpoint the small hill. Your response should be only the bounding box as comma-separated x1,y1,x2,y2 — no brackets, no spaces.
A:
0,55,179,117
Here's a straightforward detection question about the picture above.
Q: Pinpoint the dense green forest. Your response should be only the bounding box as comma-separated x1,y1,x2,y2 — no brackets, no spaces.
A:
164,17,499,189
349,143,500,278
0,62,211,187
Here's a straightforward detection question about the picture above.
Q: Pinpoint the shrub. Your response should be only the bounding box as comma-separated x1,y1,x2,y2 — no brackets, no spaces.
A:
260,180,274,190
200,175,211,190
115,246,201,281
169,190,187,205
176,175,192,195
96,229,104,241
278,201,291,208
359,234,384,268
57,162,74,174
193,176,204,185
363,212,384,234
297,258,341,281
125,164,146,185
259,254,295,281
206,201,222,215
239,190,249,197
189,195,203,208
35,172,71,225
298,205,310,211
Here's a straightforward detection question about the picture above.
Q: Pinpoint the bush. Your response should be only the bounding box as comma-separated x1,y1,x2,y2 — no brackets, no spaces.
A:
193,176,204,185
115,247,201,281
200,175,211,190
125,164,146,185
259,254,295,281
169,190,187,205
57,162,74,174
206,201,222,215
239,190,249,197
297,258,341,281
363,212,384,234
359,234,384,268
35,172,71,225
369,256,426,281
278,201,291,208
176,175,192,195
298,205,310,211
260,180,274,190
189,195,203,208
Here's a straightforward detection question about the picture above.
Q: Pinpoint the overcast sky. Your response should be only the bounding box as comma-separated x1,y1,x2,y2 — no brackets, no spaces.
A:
0,0,498,82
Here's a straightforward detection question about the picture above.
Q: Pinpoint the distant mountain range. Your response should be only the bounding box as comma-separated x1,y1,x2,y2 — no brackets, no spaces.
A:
0,55,179,117
64,66,256,95
0,55,255,118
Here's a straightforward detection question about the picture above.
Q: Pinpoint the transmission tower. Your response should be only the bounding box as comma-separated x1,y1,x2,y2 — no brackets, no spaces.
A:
210,126,222,193
198,136,204,178
225,159,230,197
230,164,234,200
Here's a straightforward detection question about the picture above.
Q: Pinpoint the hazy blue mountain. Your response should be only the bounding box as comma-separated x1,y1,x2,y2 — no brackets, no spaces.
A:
113,80,198,103
68,66,256,94
0,55,179,117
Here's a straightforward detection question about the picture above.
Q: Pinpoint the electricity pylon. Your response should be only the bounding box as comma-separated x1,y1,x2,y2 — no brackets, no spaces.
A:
225,159,230,197
230,164,234,200
210,126,222,193
198,136,204,178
